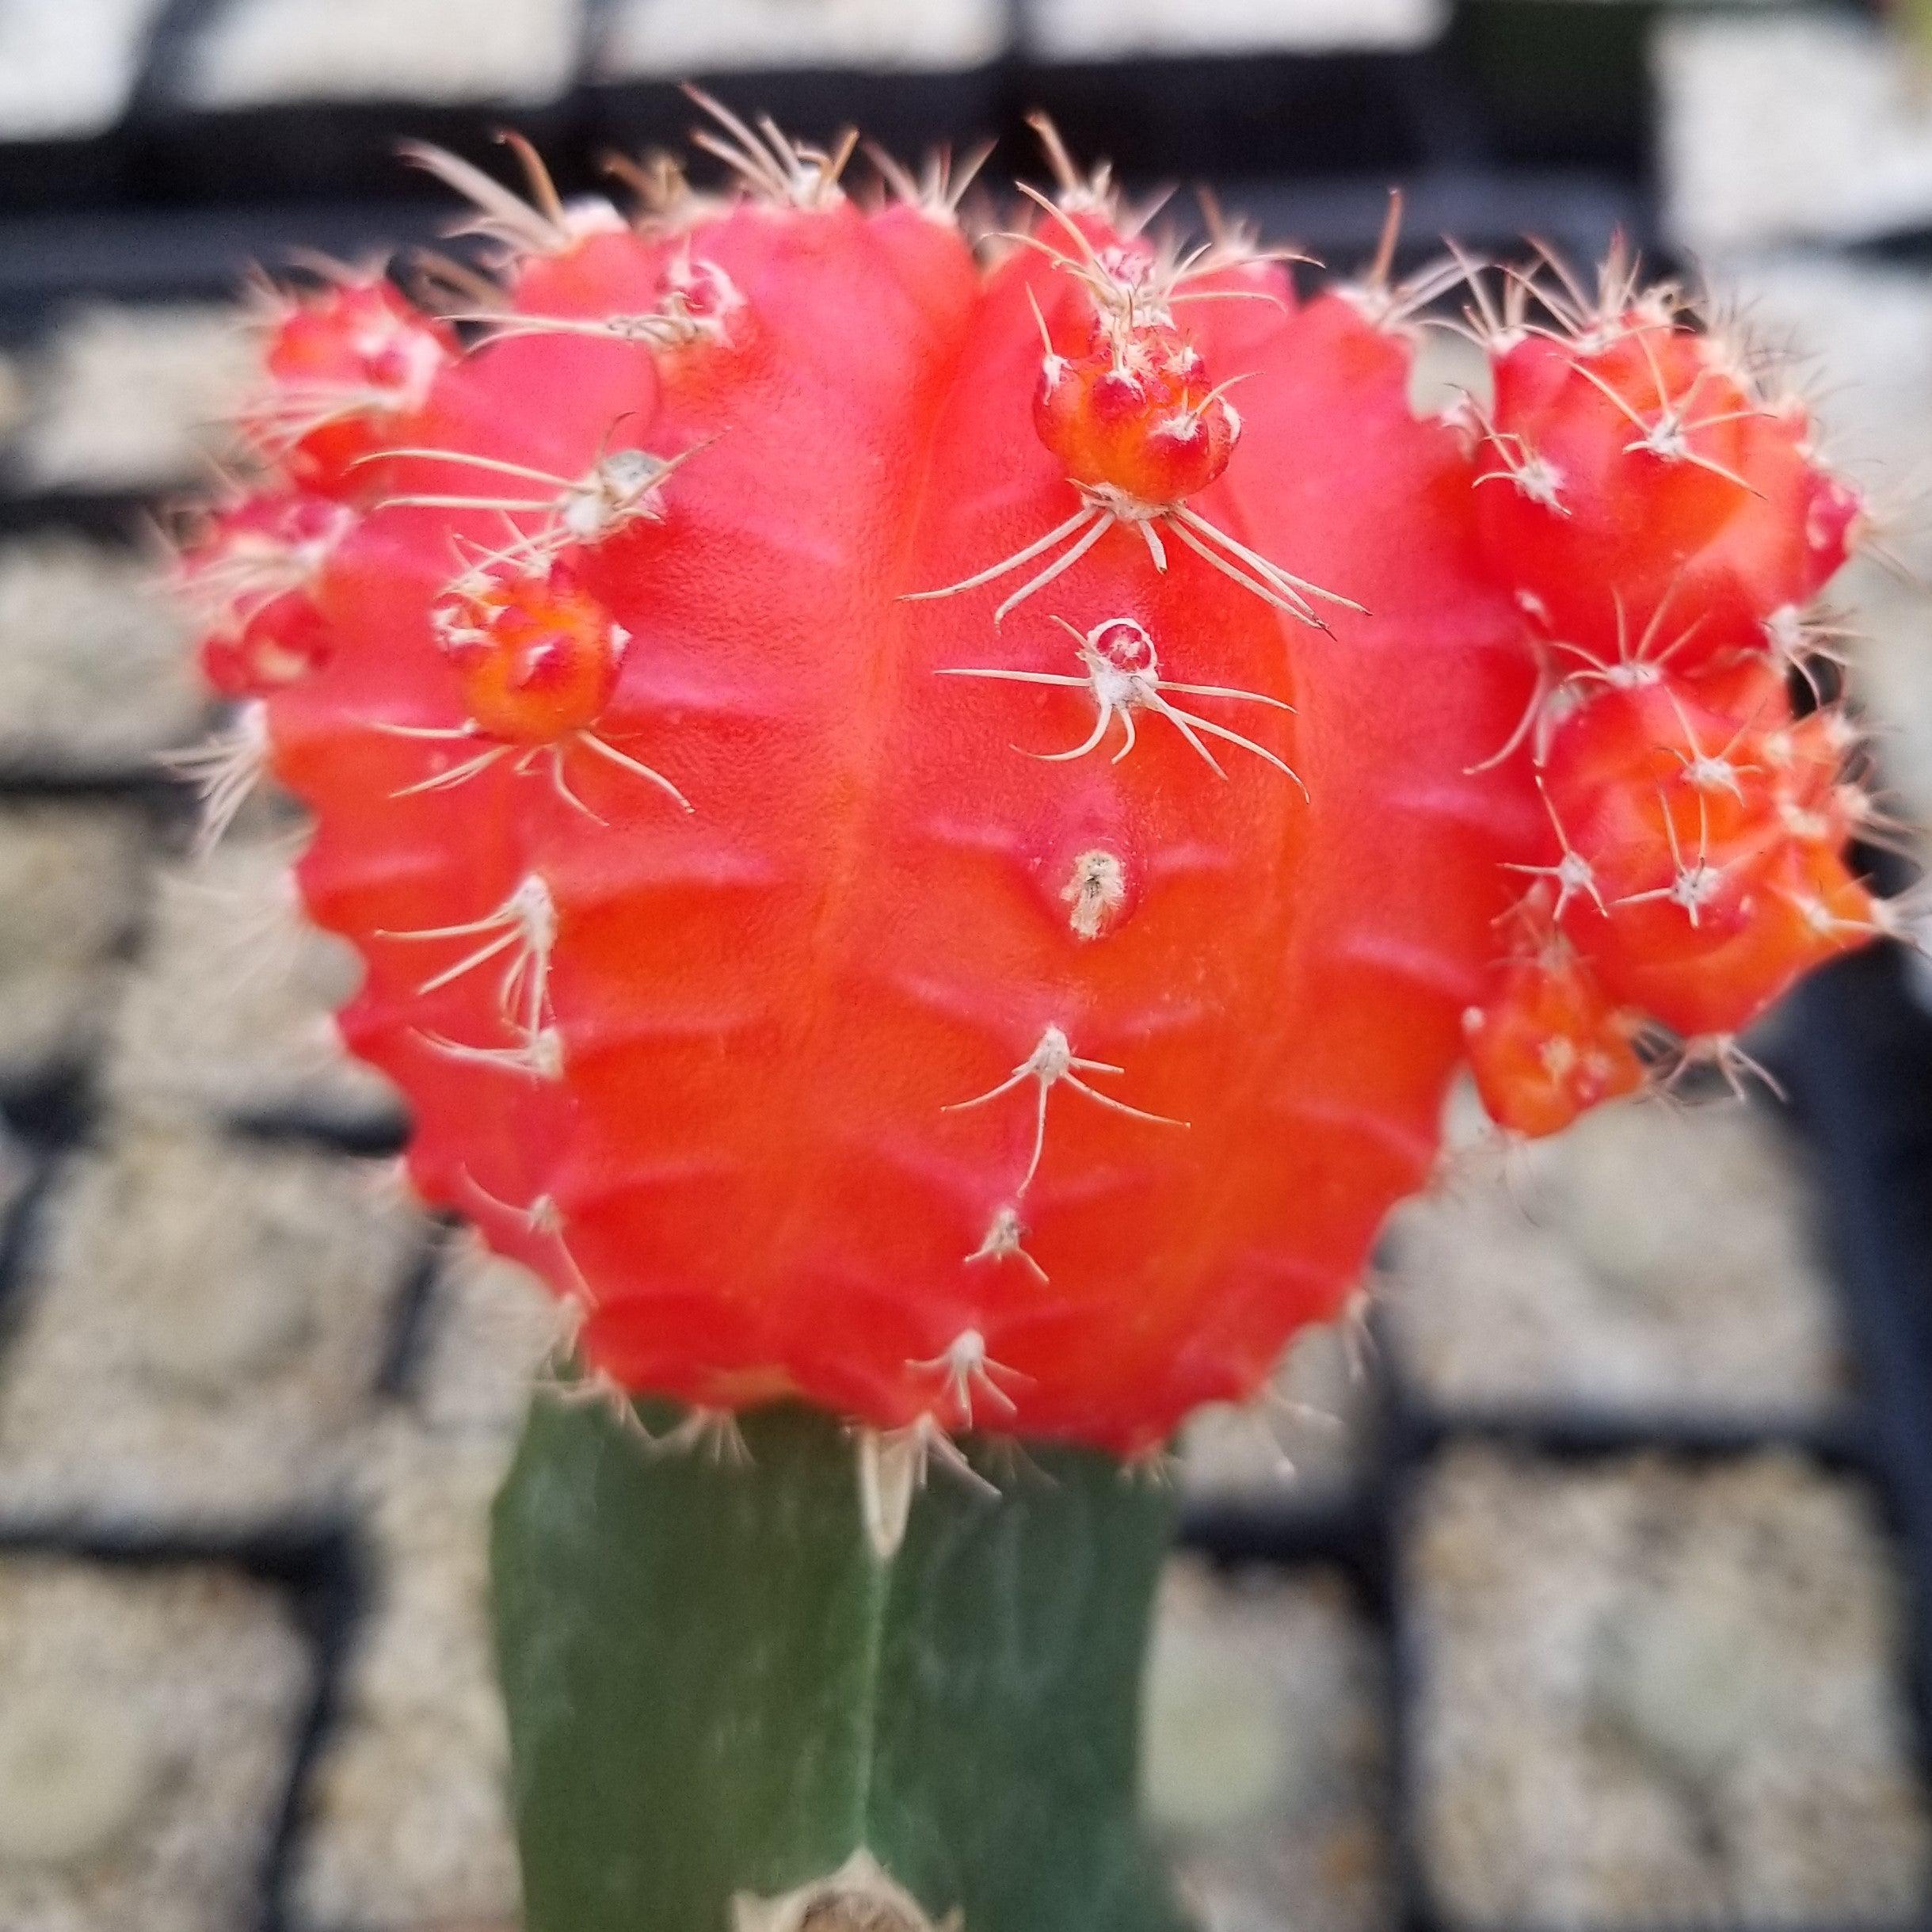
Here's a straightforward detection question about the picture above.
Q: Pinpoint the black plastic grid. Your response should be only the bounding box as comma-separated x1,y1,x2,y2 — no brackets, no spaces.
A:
0,8,1927,1930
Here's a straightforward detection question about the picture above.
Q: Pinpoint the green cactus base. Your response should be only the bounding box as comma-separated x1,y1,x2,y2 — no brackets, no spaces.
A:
493,1389,1191,1932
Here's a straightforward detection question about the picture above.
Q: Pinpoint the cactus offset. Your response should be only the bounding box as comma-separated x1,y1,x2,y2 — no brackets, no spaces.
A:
172,106,1894,1932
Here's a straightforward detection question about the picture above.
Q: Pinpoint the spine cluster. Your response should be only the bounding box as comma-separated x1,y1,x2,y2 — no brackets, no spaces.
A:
1458,260,1883,1131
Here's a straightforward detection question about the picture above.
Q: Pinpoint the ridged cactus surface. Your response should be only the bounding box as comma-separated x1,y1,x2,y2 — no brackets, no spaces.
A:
176,113,1888,1458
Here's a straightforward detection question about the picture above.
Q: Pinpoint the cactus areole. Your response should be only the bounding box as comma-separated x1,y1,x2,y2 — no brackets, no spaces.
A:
177,104,1890,1932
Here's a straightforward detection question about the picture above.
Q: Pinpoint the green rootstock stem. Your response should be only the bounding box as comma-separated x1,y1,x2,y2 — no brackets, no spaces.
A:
493,1392,1190,1932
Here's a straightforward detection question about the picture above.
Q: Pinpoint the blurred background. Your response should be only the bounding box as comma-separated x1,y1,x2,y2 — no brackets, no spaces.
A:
2,2,1932,1928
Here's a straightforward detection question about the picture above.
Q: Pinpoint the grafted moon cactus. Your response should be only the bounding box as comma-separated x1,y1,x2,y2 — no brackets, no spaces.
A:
174,105,1892,1932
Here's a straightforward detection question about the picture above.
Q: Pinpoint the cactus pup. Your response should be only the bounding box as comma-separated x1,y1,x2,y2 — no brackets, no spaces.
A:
172,102,1896,1932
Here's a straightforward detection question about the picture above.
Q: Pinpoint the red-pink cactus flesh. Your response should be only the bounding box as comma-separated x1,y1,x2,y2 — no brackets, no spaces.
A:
178,116,1890,1454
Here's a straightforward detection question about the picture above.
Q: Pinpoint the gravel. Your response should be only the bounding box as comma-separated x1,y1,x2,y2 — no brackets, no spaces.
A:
411,1235,562,1439
1411,1446,1932,1924
1028,0,1446,59
0,1557,311,1932
0,538,205,778
176,0,583,107
597,0,1004,76
1382,1098,1851,1419
288,1416,522,1931
1145,1559,1389,1932
17,305,252,492
0,1124,429,1530
0,802,151,1091
1659,13,1932,253
103,832,406,1141
1851,574,1932,842
1178,1318,1369,1504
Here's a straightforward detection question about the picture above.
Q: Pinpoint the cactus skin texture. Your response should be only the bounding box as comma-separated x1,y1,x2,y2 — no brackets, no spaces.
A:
173,107,1894,1931
494,1390,1184,1932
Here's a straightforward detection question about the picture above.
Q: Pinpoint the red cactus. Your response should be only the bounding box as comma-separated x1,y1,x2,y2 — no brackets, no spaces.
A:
1463,920,1645,1141
176,110,1889,1456
178,489,353,698
1467,255,1862,672
241,274,455,490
